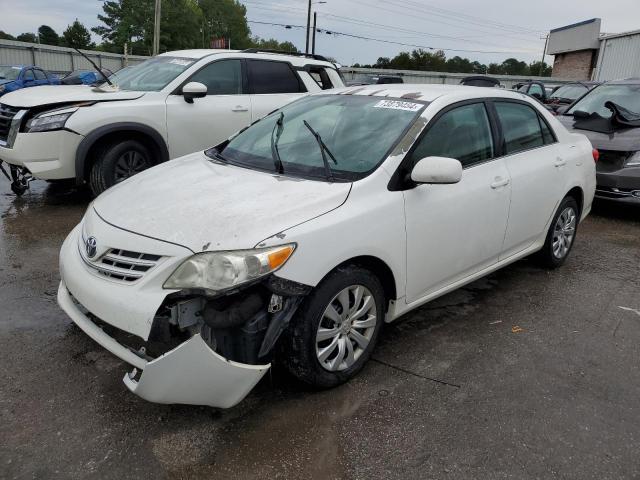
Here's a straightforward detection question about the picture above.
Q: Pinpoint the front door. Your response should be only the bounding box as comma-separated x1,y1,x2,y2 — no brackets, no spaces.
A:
403,102,511,303
165,59,251,158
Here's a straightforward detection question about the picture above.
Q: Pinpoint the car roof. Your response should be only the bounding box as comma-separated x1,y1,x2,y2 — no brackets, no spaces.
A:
325,83,532,103
158,49,336,67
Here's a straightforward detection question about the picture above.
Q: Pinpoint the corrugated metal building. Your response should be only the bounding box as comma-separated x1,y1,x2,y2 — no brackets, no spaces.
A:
594,30,640,81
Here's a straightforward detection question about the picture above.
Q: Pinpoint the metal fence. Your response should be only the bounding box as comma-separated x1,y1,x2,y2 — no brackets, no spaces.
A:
340,67,573,89
0,39,148,75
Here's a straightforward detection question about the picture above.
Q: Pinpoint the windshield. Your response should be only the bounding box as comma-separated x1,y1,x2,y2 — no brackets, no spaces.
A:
551,84,588,101
103,56,195,91
216,95,425,181
567,84,640,117
0,66,21,81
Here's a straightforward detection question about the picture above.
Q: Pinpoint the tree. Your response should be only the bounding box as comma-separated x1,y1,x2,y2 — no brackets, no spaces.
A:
250,37,298,52
528,60,552,77
16,33,38,43
38,25,59,45
0,31,15,40
500,58,528,76
198,0,251,49
63,19,94,49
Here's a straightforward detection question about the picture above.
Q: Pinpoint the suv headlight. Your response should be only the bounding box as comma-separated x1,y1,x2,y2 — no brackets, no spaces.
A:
625,151,640,167
164,244,296,293
25,109,77,133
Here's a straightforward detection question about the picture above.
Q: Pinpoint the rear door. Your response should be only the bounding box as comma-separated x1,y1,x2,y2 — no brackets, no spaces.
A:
165,59,251,158
492,100,567,258
246,59,307,121
33,69,48,86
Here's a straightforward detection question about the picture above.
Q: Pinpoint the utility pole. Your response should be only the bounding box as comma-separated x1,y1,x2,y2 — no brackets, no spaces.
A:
153,0,161,56
305,0,312,54
539,33,549,76
312,12,317,55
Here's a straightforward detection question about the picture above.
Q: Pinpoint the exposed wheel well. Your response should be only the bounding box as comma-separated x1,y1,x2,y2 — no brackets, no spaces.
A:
77,127,168,183
330,256,397,309
566,186,584,217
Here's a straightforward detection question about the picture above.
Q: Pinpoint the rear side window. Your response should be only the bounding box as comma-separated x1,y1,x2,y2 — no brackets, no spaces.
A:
528,83,543,97
188,60,242,95
410,102,494,168
247,60,305,94
307,67,334,90
495,102,545,155
34,69,46,80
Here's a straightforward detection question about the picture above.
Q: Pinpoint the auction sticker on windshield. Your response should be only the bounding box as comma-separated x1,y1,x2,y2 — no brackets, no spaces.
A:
373,100,423,112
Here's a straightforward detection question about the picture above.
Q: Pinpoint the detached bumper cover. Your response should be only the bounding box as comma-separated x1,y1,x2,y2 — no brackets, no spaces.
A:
58,281,270,408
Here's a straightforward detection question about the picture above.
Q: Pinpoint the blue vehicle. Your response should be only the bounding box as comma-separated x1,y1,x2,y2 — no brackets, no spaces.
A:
0,65,60,96
60,68,114,85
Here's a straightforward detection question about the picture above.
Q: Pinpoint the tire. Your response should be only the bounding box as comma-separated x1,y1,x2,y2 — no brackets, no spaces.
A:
89,139,152,196
537,196,580,268
281,265,385,388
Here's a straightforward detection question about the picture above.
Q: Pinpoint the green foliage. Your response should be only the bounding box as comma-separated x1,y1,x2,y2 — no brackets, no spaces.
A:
63,19,94,49
0,31,15,40
38,25,59,46
368,49,552,77
199,0,251,49
16,33,38,43
249,37,298,53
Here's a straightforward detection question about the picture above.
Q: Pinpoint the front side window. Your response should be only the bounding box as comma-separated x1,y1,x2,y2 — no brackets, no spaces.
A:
188,60,242,95
0,66,21,81
23,69,34,81
495,102,545,154
105,56,196,92
34,69,46,80
528,83,543,97
247,60,304,94
567,84,640,118
215,95,424,181
410,103,494,168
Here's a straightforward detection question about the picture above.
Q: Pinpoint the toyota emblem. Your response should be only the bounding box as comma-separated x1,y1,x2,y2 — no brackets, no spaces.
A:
86,236,97,258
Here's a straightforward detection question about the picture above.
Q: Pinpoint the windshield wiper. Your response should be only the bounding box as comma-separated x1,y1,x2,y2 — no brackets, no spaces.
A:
270,112,285,174
74,48,114,88
303,120,338,181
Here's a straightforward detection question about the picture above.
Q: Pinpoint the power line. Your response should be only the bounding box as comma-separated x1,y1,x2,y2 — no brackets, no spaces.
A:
247,20,537,55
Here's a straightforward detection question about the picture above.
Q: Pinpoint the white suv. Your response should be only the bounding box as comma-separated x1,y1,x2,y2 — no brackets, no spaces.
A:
0,49,343,195
58,84,596,408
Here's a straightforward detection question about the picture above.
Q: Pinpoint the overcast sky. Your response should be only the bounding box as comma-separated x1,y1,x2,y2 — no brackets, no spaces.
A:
2,0,640,65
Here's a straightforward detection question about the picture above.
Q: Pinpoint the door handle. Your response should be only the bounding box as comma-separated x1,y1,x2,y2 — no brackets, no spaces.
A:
554,157,567,167
490,177,510,189
231,106,249,112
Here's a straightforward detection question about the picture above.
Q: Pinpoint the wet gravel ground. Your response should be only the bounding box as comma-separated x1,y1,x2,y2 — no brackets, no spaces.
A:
1,178,639,480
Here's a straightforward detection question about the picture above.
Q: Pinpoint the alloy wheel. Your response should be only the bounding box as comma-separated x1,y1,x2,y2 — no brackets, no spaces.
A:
552,206,576,259
114,150,151,183
315,284,377,372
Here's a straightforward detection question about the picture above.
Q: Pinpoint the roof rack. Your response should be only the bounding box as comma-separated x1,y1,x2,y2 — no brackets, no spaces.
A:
240,48,331,63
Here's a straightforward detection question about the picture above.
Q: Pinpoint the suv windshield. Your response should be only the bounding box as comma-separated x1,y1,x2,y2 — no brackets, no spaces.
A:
104,56,195,91
567,83,640,117
0,66,21,81
550,84,588,101
215,95,424,181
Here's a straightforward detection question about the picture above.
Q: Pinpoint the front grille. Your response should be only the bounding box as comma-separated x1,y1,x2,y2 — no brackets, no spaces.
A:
0,103,21,144
79,234,163,283
597,150,631,173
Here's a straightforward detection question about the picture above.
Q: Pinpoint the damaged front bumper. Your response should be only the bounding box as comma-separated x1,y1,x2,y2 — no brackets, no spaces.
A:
58,281,270,408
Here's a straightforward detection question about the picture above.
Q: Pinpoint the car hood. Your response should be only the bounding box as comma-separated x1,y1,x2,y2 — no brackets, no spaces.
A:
558,114,640,151
93,152,352,252
0,85,144,108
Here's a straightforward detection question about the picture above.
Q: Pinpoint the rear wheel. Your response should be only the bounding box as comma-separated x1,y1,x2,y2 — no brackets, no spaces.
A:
537,196,579,268
89,140,152,196
281,265,384,388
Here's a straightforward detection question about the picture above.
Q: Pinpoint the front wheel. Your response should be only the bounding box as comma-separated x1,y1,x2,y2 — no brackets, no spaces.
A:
280,265,385,388
537,196,579,268
89,140,153,196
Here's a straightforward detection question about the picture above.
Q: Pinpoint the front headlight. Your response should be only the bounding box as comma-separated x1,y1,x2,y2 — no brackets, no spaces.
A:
25,110,76,133
625,152,640,167
163,244,296,293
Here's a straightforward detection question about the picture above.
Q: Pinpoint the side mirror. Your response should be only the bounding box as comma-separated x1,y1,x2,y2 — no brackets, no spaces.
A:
182,82,207,103
411,156,462,184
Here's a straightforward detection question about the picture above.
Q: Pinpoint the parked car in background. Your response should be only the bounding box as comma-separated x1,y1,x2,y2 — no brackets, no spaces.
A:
460,75,501,87
558,78,640,205
58,84,595,408
516,81,549,102
0,65,60,96
0,49,343,195
545,81,600,113
346,74,403,86
60,68,115,86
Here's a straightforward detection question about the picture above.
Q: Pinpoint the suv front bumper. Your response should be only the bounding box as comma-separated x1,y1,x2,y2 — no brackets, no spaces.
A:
0,130,83,180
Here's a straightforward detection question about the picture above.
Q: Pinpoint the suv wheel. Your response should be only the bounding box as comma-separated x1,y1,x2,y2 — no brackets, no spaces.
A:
281,265,384,388
537,196,579,268
89,140,152,196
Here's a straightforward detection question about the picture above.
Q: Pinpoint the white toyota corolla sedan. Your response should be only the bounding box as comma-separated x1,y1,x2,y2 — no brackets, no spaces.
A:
58,84,596,407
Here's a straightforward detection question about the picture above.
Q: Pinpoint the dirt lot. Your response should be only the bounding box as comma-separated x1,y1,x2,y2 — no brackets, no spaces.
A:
1,178,639,480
